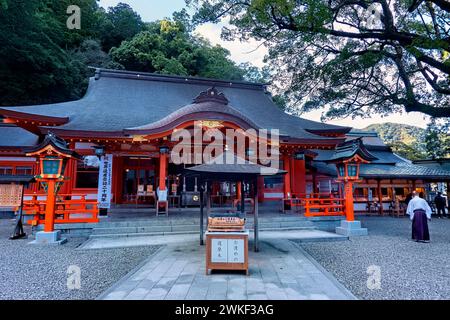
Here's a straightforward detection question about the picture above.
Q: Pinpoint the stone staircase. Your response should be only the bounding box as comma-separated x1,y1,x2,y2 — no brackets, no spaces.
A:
89,216,317,239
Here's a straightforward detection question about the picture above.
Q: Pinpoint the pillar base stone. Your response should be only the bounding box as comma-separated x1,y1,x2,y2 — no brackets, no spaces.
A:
29,231,67,245
336,220,368,237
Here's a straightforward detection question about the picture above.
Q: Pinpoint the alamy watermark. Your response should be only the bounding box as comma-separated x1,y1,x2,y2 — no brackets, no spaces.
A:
67,5,81,30
67,265,81,290
366,265,382,290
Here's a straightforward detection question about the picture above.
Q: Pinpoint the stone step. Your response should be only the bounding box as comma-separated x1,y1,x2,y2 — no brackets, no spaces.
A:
96,216,310,228
89,226,317,239
92,220,315,235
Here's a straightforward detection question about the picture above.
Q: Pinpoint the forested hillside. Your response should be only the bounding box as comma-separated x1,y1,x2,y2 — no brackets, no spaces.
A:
363,123,449,160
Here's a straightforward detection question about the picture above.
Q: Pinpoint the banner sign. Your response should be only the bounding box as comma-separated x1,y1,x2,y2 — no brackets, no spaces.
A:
97,154,113,209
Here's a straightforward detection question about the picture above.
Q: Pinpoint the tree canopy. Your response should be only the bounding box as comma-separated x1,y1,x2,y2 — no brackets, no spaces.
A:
188,0,450,119
110,19,246,80
0,1,257,106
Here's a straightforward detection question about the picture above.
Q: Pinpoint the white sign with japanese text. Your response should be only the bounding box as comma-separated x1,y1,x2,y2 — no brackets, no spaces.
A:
211,239,228,263
97,154,113,209
211,239,245,263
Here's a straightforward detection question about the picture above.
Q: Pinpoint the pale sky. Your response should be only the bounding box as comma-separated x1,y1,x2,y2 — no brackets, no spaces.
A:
98,0,430,129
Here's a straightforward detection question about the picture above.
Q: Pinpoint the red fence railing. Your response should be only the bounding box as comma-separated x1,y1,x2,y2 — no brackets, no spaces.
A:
302,197,345,217
23,194,99,226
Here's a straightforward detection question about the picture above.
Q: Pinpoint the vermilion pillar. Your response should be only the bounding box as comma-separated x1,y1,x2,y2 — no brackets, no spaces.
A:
236,181,242,200
292,158,306,196
283,154,292,198
257,176,265,202
344,181,355,222
377,179,383,215
44,180,56,232
159,153,168,191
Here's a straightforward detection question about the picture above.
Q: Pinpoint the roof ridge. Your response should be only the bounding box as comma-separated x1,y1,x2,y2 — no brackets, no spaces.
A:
92,67,268,91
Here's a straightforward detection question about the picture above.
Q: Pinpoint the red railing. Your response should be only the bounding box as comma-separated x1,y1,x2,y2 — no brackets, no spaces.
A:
302,197,345,217
23,194,99,226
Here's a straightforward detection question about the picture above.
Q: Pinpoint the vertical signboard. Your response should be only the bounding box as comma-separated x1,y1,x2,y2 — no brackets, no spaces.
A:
97,154,113,209
211,239,228,263
227,239,245,263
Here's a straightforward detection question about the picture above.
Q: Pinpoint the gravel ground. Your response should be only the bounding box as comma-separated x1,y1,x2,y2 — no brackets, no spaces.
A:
0,219,161,300
297,216,450,300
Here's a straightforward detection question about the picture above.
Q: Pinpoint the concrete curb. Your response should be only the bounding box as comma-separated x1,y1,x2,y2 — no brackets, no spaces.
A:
289,240,358,300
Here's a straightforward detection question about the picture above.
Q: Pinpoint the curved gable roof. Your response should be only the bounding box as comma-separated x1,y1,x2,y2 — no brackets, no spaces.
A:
0,69,350,141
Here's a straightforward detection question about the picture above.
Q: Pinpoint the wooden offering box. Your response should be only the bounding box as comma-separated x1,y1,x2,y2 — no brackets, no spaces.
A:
205,231,249,275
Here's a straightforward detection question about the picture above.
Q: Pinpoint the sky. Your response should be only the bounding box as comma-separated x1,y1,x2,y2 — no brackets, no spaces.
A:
98,0,430,129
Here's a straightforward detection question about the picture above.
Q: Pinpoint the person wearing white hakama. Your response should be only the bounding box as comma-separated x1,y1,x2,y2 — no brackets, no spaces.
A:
406,192,432,242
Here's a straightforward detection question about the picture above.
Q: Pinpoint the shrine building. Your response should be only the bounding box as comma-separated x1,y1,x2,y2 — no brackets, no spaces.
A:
0,68,449,222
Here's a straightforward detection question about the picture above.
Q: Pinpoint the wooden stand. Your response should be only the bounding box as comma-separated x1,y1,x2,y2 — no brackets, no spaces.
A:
205,231,249,275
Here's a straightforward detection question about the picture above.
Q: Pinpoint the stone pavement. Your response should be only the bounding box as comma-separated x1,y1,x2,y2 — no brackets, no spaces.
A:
79,229,347,250
97,236,355,300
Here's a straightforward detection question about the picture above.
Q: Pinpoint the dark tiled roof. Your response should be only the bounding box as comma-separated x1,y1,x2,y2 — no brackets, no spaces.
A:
0,124,39,147
313,160,450,180
360,162,450,179
186,151,286,176
0,69,350,140
413,159,450,172
125,102,259,133
326,138,378,162
24,133,82,159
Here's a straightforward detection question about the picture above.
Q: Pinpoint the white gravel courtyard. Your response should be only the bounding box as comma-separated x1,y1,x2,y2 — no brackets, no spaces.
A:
0,220,160,300
297,216,450,300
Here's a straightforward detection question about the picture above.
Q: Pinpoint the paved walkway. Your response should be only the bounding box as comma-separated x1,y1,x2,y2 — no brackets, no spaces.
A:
80,229,347,250
97,235,355,300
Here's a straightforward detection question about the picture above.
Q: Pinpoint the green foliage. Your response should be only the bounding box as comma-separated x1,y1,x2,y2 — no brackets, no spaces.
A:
189,0,450,118
424,120,450,159
363,122,450,160
99,2,144,51
0,0,94,105
110,19,245,80
0,2,255,106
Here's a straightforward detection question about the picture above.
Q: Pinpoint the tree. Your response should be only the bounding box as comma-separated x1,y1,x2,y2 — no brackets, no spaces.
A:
100,2,144,51
110,19,246,80
188,0,450,119
0,0,90,105
424,119,450,159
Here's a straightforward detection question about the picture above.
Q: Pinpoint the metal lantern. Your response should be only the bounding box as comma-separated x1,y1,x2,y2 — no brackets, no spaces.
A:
336,162,360,181
93,145,106,159
40,156,65,179
336,164,346,178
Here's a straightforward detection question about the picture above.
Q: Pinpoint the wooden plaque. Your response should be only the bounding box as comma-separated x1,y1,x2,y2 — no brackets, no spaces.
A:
0,184,23,207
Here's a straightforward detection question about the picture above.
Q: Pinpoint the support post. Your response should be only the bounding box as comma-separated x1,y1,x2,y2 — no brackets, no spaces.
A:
159,153,168,191
377,179,383,216
254,178,259,252
10,184,26,240
447,181,450,209
236,181,242,201
283,154,291,198
44,180,56,232
206,185,211,217
241,181,245,217
200,183,204,246
344,181,355,222
336,180,368,236
157,152,168,214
